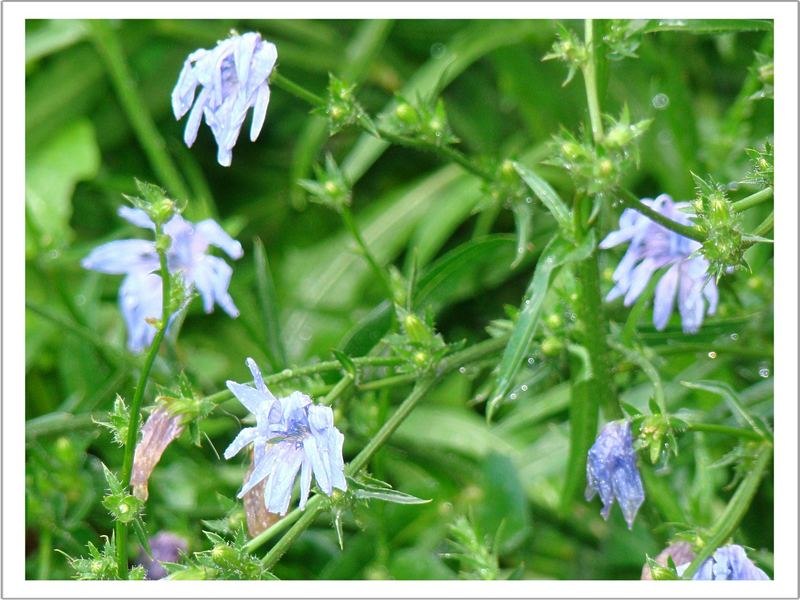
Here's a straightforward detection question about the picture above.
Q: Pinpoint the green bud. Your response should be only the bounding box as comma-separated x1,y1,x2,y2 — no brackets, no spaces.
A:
211,544,238,568
501,159,515,177
545,313,563,329
150,198,176,225
758,61,773,85
598,158,614,176
605,125,632,148
541,337,563,356
324,180,339,195
329,105,345,120
395,103,417,124
413,351,429,366
403,313,432,345
560,142,583,160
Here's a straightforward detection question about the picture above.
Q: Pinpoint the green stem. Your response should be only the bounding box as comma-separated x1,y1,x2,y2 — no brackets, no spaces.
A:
358,373,417,392
87,21,189,201
619,192,706,243
340,206,397,303
681,444,772,579
115,226,172,579
271,70,492,182
319,376,354,407
37,529,52,580
203,356,404,406
581,20,604,144
26,412,103,441
684,422,763,441
733,186,773,212
243,501,305,554
247,335,508,559
752,210,774,237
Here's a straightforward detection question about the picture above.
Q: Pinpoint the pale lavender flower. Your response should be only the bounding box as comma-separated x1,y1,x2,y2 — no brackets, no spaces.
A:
585,420,645,529
172,32,278,167
600,194,718,334
224,358,347,516
82,207,242,352
677,545,770,580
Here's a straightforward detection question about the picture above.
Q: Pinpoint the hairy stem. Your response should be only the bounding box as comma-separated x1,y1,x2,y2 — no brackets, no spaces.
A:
680,444,772,578
581,20,604,143
733,186,773,212
340,206,397,302
115,226,172,578
684,422,763,442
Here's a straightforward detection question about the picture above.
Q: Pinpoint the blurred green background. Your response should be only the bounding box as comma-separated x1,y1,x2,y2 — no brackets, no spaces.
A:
25,19,773,580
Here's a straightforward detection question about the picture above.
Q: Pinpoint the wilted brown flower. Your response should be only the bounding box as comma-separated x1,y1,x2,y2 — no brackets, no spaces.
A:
131,406,185,501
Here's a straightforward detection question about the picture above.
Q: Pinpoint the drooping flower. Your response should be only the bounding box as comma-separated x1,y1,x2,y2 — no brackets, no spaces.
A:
585,420,645,529
224,358,347,516
677,545,770,580
82,207,243,352
600,194,718,334
172,32,278,166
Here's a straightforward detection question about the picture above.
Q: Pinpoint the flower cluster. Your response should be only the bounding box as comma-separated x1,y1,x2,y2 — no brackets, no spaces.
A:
600,194,718,334
224,358,347,516
585,420,645,529
82,207,242,352
172,32,278,166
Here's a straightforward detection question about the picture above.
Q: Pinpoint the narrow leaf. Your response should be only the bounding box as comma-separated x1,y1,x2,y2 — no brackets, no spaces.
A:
253,238,287,371
680,380,773,442
513,162,572,237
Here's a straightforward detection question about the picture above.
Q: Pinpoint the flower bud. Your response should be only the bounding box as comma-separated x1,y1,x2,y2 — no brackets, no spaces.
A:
395,103,417,124
541,336,563,356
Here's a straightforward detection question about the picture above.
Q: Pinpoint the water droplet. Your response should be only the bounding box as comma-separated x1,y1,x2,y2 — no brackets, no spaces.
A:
524,299,531,306
509,393,518,401
47,249,61,260
729,333,739,341
525,196,533,204
657,129,673,145
652,93,670,110
520,384,528,392
430,43,447,59
458,366,467,374
758,367,770,378
707,351,717,359
527,357,535,365
727,181,740,192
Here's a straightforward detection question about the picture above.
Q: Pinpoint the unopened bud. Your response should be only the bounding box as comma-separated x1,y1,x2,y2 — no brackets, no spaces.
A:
541,337,563,356
395,103,416,124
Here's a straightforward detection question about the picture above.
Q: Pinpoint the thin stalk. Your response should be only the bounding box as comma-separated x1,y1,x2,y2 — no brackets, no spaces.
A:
115,226,172,579
619,192,706,243
358,373,417,392
752,210,774,237
684,422,763,442
340,206,396,302
203,356,404,406
87,21,189,201
37,529,52,580
733,186,773,212
681,444,772,579
246,335,508,559
581,20,604,143
271,70,493,182
26,412,103,441
243,501,305,554
319,376,354,407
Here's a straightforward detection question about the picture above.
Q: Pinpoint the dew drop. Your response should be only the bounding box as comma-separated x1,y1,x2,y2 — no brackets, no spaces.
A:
525,196,533,204
652,93,670,110
527,357,535,365
458,366,467,374
509,393,518,401
520,384,528,392
707,351,717,359
524,299,531,306
727,181,740,192
729,333,739,341
430,42,447,59
759,367,770,378
47,249,61,260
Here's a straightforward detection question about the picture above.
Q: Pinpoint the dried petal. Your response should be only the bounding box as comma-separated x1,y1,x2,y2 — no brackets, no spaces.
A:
131,407,185,501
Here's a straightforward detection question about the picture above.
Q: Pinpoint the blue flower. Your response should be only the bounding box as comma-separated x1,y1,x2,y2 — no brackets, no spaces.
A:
224,358,347,516
600,194,719,334
585,420,645,529
678,545,769,580
82,207,243,352
172,32,278,167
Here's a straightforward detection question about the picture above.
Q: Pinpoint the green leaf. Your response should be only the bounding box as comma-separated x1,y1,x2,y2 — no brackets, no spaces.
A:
487,232,595,420
26,119,99,255
352,485,430,505
642,19,773,34
513,161,573,236
253,238,287,370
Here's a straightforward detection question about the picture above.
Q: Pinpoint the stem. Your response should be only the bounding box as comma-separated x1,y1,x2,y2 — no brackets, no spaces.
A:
752,210,774,237
37,529,52,580
270,71,326,106
246,335,508,559
203,356,404,406
87,21,189,201
358,373,417,392
340,206,397,303
619,192,706,243
115,226,172,579
733,186,773,212
684,422,763,441
319,376,354,407
681,444,772,579
581,20,604,143
271,70,493,182
243,500,306,554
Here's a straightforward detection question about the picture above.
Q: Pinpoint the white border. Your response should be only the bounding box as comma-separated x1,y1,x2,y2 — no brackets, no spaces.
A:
4,2,797,598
